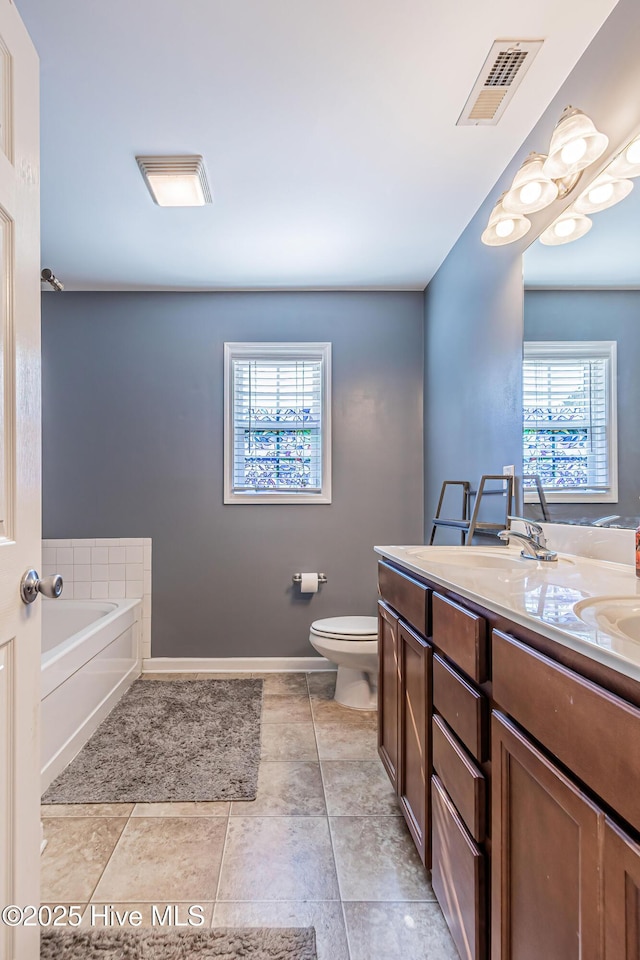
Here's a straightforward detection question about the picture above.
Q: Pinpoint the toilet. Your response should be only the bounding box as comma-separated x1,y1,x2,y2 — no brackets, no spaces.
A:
309,616,378,710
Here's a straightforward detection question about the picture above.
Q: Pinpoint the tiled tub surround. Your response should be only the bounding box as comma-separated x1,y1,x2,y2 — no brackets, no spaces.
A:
40,672,458,960
42,538,152,659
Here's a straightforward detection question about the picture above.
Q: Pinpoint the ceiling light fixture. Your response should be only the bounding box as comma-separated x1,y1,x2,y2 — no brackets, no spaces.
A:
539,210,592,246
573,173,633,214
136,155,212,207
480,195,531,246
542,107,608,180
502,153,558,214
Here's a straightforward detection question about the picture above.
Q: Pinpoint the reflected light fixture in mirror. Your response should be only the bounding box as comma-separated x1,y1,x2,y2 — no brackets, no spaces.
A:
502,153,559,214
539,209,592,246
541,129,640,243
574,173,633,214
481,195,531,246
606,134,640,178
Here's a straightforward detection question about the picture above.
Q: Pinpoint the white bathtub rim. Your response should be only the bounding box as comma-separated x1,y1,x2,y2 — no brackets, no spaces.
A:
42,599,120,658
41,598,141,700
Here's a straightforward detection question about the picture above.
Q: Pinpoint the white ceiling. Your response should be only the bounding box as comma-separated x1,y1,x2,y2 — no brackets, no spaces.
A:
17,0,619,290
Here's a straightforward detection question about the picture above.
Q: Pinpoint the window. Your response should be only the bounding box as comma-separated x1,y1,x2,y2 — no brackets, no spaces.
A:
523,341,617,503
224,342,331,504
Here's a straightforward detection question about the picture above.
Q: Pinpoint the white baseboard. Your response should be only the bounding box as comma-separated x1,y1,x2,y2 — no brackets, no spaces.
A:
142,656,334,674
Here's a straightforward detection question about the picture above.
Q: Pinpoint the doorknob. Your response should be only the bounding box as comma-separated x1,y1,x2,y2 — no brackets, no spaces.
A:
20,569,63,604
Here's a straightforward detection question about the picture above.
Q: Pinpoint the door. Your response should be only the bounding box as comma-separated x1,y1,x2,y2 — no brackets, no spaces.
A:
398,619,431,865
491,711,602,960
378,600,400,790
0,3,41,959
604,817,640,958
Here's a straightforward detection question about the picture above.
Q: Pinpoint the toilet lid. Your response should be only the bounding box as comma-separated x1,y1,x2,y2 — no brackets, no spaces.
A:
311,616,378,638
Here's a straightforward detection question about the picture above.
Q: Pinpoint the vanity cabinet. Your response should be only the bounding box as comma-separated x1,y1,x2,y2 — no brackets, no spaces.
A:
603,818,640,959
377,597,432,864
398,620,431,863
377,555,640,960
378,600,400,789
491,710,602,960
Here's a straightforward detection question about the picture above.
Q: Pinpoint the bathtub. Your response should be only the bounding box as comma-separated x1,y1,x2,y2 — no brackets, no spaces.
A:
41,598,141,791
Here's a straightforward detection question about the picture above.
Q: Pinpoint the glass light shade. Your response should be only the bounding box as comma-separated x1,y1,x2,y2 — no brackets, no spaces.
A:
503,154,559,214
542,109,609,180
606,136,640,179
539,210,592,246
481,198,531,246
146,174,206,206
574,174,633,214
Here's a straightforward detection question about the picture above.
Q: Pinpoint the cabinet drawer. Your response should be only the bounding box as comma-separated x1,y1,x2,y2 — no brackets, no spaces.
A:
433,653,488,762
432,593,487,683
432,774,486,960
493,629,640,834
378,561,430,636
433,713,485,842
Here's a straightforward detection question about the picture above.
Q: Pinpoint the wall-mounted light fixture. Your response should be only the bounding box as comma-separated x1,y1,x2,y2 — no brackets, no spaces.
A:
481,106,608,246
542,107,608,180
481,195,531,246
502,153,558,214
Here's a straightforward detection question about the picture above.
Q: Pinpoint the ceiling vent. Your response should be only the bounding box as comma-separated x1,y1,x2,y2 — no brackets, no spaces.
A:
136,155,213,206
457,40,544,126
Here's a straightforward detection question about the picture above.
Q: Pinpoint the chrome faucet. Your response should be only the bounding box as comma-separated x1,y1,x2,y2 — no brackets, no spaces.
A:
497,515,558,562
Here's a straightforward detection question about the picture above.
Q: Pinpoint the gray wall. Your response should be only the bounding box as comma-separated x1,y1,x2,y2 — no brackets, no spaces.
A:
423,233,524,542
42,291,424,658
525,289,640,523
423,0,640,539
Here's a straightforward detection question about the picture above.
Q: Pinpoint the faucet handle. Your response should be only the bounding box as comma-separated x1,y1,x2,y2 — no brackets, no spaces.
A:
507,515,544,539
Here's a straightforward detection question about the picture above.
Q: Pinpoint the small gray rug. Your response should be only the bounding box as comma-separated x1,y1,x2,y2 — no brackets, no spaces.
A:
40,928,317,959
42,679,263,804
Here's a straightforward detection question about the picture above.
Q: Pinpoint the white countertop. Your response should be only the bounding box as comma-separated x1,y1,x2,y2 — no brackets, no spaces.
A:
375,544,640,683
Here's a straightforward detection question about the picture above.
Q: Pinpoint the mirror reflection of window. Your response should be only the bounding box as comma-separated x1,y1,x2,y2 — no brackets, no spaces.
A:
523,341,617,503
522,147,640,528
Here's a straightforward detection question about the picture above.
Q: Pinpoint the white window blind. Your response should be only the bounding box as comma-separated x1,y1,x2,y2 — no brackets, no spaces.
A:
523,341,617,503
224,343,331,504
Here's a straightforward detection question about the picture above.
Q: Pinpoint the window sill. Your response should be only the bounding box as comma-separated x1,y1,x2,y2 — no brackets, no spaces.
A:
224,491,332,505
524,491,618,505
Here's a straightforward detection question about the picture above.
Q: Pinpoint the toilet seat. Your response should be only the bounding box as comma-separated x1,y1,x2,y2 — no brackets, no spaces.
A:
310,615,378,642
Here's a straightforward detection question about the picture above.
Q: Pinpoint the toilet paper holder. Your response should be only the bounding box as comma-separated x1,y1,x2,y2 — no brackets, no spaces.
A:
292,573,327,584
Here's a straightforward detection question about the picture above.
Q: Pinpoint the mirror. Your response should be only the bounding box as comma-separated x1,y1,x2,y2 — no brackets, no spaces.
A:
522,160,640,529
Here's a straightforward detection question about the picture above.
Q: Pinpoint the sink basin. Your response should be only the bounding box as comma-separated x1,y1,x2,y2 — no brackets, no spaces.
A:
405,547,531,570
573,596,640,643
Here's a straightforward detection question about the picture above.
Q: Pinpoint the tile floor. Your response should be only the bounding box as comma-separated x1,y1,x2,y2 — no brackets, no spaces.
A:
41,672,458,960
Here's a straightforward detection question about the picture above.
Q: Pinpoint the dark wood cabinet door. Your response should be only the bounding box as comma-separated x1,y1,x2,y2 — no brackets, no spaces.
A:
432,774,486,960
398,620,432,865
491,711,602,960
604,818,640,959
378,600,400,790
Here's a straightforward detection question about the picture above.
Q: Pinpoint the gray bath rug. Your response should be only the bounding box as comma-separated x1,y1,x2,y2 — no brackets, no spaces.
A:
42,679,263,804
40,928,317,959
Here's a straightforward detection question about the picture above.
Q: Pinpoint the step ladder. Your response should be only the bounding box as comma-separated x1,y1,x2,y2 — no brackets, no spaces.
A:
522,474,550,522
430,474,515,546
